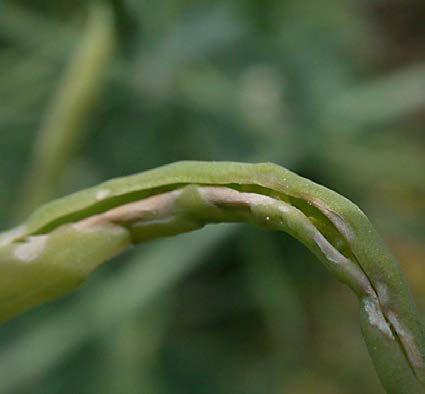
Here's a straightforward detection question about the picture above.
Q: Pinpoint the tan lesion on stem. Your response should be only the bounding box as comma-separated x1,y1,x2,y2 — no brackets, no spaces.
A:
74,189,183,230
1,182,421,386
59,185,425,377
72,185,374,296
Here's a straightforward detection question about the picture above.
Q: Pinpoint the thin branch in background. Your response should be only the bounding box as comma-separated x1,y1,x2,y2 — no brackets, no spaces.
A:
16,2,116,219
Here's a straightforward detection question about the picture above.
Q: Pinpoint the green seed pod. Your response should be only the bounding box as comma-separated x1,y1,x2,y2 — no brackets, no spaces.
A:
0,161,424,392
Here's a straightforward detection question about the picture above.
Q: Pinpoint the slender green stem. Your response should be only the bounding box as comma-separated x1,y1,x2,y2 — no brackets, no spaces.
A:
16,2,115,218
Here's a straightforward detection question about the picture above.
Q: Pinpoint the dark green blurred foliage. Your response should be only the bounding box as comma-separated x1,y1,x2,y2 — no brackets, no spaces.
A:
0,0,424,393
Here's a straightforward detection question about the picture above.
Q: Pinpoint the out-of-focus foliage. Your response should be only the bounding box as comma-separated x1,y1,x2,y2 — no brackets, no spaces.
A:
0,0,424,393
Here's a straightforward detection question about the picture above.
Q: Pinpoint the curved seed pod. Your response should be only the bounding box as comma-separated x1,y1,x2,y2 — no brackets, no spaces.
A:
0,161,424,392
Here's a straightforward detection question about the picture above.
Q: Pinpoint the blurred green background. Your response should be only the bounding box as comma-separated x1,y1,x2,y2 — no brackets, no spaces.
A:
0,0,424,393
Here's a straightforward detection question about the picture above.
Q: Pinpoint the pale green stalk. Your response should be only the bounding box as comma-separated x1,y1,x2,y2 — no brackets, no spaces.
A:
0,161,424,392
16,1,115,218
